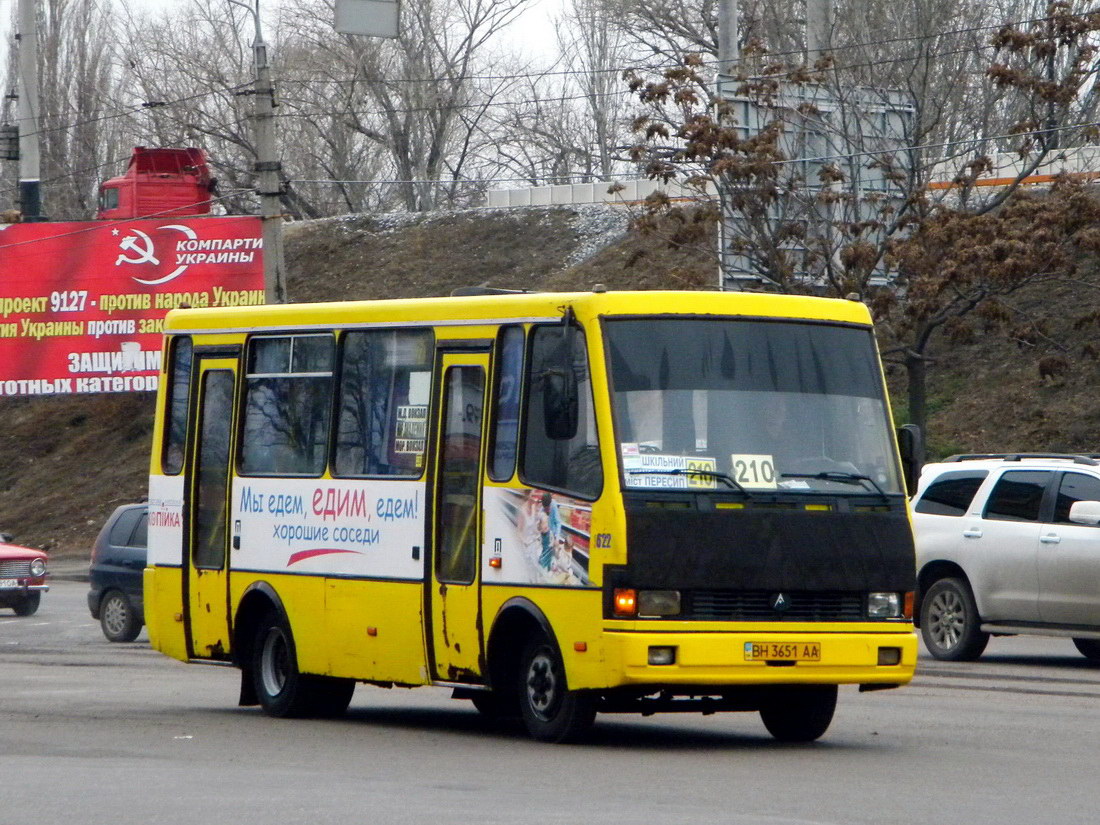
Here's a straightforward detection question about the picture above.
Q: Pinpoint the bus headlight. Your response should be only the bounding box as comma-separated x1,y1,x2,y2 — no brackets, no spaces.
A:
867,592,901,619
29,558,47,577
638,590,681,617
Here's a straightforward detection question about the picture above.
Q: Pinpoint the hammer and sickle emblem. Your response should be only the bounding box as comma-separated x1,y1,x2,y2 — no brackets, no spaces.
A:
115,229,160,266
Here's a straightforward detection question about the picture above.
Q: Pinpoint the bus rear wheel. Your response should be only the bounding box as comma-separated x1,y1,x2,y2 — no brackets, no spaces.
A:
759,685,837,742
517,632,595,743
252,610,355,718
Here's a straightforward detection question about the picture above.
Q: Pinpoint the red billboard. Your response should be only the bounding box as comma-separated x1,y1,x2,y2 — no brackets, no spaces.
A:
0,217,264,396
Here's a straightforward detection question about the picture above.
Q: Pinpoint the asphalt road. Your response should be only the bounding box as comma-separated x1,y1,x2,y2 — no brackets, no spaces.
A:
3,580,1100,824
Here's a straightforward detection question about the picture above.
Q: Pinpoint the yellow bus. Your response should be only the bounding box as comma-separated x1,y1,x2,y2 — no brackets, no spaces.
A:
145,289,920,743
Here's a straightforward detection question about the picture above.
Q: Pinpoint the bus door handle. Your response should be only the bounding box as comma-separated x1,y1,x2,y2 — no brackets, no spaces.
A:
1040,534,1061,544
962,528,983,538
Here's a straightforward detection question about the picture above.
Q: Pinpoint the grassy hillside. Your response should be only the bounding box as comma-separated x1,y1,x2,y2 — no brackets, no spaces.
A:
1,204,1095,557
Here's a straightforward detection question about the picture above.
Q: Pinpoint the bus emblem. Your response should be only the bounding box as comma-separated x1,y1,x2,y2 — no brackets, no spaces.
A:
770,593,790,612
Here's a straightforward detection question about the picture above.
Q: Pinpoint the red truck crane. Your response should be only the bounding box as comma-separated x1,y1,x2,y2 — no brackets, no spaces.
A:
97,147,215,220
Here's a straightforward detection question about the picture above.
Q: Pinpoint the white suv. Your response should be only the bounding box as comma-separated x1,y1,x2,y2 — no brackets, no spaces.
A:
912,453,1100,661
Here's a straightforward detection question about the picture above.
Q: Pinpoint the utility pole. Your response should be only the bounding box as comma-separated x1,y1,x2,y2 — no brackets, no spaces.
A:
717,0,739,86
806,0,832,65
716,0,739,291
229,0,286,304
17,0,44,221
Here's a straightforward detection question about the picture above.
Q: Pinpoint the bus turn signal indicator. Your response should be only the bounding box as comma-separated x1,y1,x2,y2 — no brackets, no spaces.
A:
613,589,637,617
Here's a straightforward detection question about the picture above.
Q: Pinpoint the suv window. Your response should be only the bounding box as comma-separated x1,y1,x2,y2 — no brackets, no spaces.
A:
130,511,149,549
915,470,988,516
108,508,143,546
983,470,1052,522
1053,472,1100,524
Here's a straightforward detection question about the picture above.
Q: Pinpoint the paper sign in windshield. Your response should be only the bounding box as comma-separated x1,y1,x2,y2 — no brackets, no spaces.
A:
623,452,718,489
730,454,778,489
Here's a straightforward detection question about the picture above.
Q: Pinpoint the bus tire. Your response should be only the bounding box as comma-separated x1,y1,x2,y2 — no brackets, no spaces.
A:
305,676,356,718
517,632,595,743
759,685,837,742
251,610,354,718
1073,638,1100,661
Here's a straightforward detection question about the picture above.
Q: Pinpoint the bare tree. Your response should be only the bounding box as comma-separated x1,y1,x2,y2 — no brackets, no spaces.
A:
113,0,263,214
0,0,123,219
627,2,1100,435
558,0,631,180
281,0,532,213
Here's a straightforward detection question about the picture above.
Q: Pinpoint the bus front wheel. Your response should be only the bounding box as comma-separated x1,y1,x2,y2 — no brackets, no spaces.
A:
517,632,595,743
252,610,355,718
759,685,837,742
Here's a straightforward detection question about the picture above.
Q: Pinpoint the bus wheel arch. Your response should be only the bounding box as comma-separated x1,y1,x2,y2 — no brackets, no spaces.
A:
487,599,595,743
480,599,555,721
233,583,287,707
240,594,355,719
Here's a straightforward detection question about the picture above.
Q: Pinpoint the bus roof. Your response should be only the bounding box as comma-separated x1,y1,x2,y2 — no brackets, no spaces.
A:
163,289,873,333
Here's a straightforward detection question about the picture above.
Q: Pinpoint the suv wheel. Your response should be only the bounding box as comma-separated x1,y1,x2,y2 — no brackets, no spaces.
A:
100,591,142,642
921,577,989,661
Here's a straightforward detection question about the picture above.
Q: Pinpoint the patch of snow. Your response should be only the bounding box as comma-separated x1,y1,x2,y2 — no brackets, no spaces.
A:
299,203,630,267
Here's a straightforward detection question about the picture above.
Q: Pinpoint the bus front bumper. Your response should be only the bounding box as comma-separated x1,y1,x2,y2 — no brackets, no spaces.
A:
597,628,918,688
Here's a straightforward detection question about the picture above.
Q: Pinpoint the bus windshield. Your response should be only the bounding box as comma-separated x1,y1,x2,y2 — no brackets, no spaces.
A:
604,317,903,495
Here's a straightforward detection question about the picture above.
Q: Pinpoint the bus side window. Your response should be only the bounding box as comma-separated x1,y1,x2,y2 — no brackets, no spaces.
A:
489,325,524,482
162,335,192,475
521,324,602,499
239,334,334,477
334,328,434,478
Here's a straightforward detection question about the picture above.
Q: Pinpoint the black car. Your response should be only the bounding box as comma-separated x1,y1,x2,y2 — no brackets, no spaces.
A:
88,504,147,642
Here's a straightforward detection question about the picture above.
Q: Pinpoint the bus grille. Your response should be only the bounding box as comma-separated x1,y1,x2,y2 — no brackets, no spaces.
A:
685,590,865,621
0,560,32,578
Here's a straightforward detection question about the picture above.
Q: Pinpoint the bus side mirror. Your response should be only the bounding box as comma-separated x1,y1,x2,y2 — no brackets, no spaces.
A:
896,424,924,497
543,366,578,440
543,307,579,440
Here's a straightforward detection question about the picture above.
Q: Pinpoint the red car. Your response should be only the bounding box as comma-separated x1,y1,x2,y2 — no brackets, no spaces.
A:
0,539,48,616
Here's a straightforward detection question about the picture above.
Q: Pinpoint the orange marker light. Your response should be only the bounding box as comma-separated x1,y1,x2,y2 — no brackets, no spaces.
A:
903,591,915,620
574,642,588,652
613,588,638,617
489,557,502,569
367,627,378,637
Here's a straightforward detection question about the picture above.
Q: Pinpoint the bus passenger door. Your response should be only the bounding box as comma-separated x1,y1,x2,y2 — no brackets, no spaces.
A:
428,352,489,682
185,355,238,660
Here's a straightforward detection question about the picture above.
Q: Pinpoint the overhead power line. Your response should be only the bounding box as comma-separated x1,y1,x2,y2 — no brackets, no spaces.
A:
278,8,1100,85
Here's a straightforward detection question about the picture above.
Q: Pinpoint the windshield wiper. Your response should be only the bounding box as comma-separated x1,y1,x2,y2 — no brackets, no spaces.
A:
780,471,890,501
627,468,750,496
